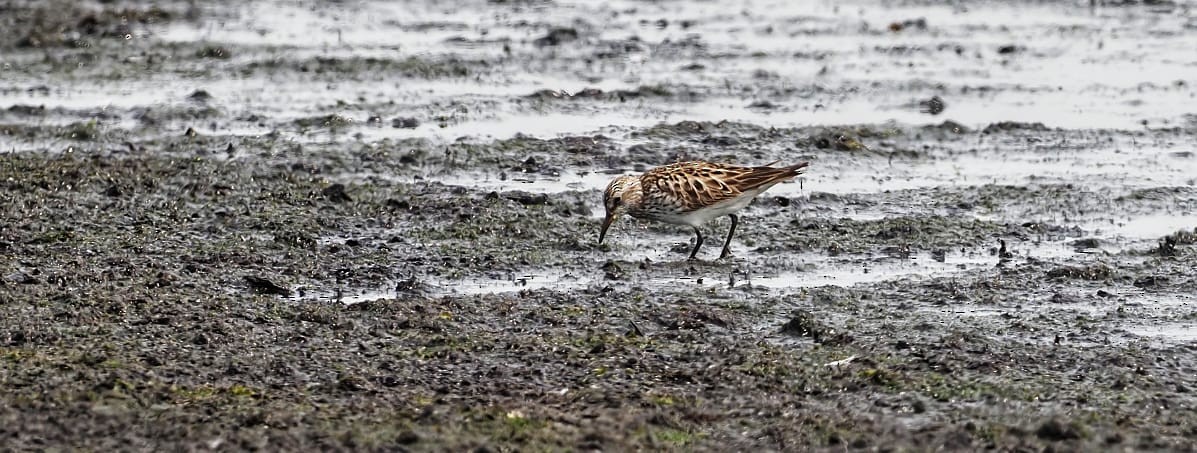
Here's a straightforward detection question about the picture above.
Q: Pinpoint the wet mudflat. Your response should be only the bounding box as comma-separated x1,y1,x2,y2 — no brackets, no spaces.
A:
2,0,1196,450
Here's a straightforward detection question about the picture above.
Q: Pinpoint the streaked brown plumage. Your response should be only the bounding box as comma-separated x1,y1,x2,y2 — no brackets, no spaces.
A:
599,160,810,260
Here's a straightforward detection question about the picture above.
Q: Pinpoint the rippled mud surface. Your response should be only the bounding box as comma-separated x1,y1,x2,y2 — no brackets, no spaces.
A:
2,0,1196,450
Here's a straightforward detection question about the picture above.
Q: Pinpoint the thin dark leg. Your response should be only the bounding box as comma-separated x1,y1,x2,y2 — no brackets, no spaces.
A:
720,214,739,259
688,227,704,260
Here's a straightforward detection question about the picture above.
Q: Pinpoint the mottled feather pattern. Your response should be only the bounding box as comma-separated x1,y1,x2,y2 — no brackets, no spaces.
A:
638,161,808,213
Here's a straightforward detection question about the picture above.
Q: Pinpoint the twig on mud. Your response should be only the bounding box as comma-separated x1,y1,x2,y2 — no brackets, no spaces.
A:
823,355,857,368
627,319,644,337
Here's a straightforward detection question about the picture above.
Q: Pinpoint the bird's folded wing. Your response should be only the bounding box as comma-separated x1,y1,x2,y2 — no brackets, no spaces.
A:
641,162,805,210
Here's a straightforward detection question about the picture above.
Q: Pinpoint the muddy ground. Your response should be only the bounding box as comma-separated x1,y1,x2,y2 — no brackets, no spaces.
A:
2,0,1196,451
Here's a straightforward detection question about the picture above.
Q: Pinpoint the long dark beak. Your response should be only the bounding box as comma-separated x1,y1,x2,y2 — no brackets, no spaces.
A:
598,213,614,245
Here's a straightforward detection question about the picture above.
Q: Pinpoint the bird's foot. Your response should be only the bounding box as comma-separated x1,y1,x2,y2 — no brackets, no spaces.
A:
718,253,735,260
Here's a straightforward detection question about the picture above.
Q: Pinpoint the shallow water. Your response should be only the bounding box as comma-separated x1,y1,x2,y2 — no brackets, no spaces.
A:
1113,214,1197,240
1128,324,1197,342
161,0,1195,132
310,241,1074,304
6,0,1197,142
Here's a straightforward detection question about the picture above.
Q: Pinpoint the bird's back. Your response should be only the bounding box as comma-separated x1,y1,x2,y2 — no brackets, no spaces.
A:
630,160,809,223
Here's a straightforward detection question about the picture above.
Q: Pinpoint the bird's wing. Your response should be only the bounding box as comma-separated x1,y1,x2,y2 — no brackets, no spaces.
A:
640,161,809,210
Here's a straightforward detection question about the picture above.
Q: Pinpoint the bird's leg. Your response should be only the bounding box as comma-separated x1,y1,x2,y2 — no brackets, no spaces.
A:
688,227,704,261
719,214,739,260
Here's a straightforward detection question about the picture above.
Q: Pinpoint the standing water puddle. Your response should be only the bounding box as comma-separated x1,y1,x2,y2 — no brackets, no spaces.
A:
920,293,1197,344
147,0,1197,135
663,253,992,290
301,247,1024,304
1113,215,1197,240
7,0,1196,150
1124,294,1197,344
1127,325,1197,343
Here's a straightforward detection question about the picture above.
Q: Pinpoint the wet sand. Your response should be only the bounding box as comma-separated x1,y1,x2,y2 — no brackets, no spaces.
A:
2,0,1196,450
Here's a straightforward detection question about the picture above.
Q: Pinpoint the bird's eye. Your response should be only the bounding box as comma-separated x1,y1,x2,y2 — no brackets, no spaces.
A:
613,197,621,205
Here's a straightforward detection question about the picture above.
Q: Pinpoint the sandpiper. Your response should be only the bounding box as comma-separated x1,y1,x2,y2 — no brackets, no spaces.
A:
599,160,810,260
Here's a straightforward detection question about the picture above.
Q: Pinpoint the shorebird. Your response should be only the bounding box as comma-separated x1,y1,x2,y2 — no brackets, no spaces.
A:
599,160,810,260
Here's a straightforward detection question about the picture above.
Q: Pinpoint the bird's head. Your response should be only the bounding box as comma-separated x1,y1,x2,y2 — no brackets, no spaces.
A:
599,175,639,245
